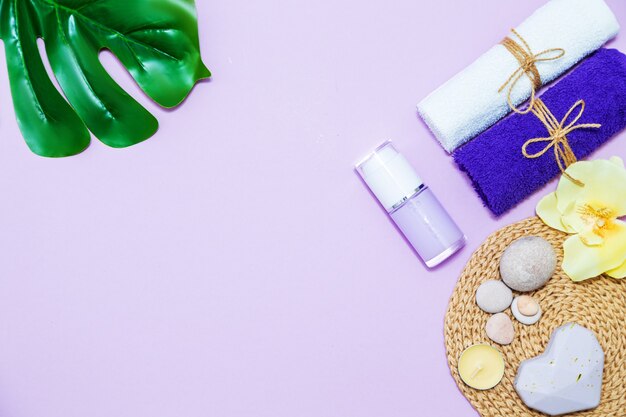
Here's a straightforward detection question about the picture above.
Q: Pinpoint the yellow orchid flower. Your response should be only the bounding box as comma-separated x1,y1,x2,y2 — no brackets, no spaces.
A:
536,157,626,282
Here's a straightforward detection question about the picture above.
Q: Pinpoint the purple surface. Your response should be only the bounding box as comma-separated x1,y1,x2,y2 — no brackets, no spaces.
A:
454,48,626,216
0,1,624,417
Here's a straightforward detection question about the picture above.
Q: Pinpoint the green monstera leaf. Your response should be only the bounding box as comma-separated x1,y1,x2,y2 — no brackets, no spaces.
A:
0,0,210,157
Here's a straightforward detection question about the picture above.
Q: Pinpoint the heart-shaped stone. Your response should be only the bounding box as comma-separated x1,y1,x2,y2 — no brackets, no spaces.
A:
514,323,604,416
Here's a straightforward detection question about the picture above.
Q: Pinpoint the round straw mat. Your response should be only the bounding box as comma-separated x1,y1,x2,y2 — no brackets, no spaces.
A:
444,217,626,417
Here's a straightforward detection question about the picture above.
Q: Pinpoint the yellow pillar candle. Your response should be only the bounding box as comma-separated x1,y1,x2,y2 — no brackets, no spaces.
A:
458,344,505,390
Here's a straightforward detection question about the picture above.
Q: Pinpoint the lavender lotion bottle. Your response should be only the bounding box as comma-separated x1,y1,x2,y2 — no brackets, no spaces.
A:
356,142,465,267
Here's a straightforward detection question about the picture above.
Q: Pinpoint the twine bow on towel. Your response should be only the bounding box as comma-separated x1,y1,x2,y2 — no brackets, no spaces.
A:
522,99,601,186
499,29,565,114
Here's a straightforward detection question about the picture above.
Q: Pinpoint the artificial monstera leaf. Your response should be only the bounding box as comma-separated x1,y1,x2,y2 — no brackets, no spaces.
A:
0,0,210,157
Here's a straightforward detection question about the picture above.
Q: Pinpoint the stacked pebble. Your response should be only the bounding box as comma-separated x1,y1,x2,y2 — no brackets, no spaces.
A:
511,295,542,325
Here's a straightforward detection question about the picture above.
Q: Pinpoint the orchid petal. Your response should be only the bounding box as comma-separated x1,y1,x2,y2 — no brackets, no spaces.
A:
609,156,625,169
606,259,626,279
561,201,590,235
554,160,594,213
578,229,605,246
537,192,569,233
562,220,626,281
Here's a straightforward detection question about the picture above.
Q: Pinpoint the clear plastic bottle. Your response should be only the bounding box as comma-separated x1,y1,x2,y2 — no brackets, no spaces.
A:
356,141,465,267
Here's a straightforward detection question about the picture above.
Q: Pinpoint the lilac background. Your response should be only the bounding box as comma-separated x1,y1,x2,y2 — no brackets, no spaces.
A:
0,1,624,416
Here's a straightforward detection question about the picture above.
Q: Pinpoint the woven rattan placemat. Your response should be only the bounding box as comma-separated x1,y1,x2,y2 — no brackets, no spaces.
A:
444,217,626,417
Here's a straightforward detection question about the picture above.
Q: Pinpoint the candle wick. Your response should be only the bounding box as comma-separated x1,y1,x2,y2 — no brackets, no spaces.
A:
470,364,483,380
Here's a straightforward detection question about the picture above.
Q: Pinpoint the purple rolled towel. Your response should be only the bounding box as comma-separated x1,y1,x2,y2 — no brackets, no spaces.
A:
453,48,626,217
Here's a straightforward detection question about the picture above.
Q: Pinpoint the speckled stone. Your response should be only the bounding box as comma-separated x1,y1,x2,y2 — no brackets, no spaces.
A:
476,280,513,313
485,313,515,345
500,237,557,292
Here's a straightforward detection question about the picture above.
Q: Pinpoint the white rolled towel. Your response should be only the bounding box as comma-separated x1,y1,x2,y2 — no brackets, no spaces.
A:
417,0,620,153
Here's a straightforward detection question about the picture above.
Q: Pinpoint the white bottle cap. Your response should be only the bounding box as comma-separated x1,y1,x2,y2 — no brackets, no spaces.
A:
355,141,423,212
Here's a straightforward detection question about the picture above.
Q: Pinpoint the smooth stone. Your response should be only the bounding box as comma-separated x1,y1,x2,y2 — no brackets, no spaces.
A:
515,323,604,416
485,313,515,345
500,236,557,292
511,297,542,325
476,280,513,313
518,295,539,316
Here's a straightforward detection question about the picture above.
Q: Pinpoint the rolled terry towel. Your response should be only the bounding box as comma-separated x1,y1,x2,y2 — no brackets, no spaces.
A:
453,48,626,217
417,0,619,153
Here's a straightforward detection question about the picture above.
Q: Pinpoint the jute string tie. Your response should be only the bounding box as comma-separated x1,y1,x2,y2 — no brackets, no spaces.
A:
522,98,601,186
499,29,565,114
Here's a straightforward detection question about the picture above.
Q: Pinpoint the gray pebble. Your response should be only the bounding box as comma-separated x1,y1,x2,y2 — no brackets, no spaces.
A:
500,237,556,292
476,280,513,313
